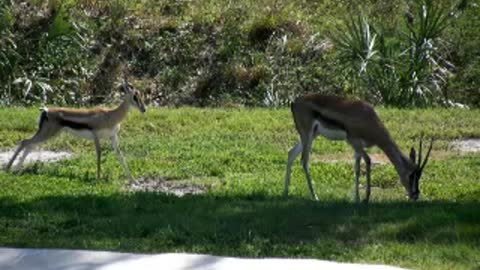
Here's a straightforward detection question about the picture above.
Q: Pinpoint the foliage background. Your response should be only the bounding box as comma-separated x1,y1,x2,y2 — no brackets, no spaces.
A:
0,0,479,107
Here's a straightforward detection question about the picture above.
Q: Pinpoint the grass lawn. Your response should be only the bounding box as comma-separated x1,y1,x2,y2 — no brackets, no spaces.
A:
0,107,479,269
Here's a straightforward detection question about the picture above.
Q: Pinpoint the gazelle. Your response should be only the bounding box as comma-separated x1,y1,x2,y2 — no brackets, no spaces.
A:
5,79,146,180
284,94,433,203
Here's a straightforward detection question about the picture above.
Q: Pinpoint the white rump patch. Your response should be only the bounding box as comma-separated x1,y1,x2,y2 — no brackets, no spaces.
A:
37,106,48,126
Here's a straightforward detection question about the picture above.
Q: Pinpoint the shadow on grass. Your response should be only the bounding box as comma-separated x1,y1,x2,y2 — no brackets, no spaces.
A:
15,160,126,183
0,192,479,257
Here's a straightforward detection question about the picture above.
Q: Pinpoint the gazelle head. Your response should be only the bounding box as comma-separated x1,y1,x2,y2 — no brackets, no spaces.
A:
404,138,434,201
121,79,146,113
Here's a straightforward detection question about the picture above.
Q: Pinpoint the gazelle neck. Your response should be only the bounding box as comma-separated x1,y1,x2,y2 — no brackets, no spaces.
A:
110,95,132,125
381,141,415,178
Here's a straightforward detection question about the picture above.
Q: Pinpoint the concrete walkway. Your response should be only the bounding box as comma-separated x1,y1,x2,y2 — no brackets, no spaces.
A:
0,248,407,270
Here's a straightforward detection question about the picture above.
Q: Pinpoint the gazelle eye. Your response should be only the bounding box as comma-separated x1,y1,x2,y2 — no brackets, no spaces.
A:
133,96,138,102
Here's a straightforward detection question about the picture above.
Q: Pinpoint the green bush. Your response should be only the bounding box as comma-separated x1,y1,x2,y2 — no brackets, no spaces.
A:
0,1,93,105
0,0,478,107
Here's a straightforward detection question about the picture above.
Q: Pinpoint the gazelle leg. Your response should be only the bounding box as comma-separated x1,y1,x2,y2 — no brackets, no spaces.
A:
14,146,34,170
93,134,101,180
111,134,132,180
362,152,372,203
301,133,318,201
349,138,371,204
284,141,302,197
6,123,60,171
5,143,27,170
353,152,362,203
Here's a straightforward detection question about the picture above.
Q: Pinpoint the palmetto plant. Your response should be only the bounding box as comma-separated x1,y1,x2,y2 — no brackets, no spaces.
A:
333,0,452,107
333,16,377,76
403,0,451,106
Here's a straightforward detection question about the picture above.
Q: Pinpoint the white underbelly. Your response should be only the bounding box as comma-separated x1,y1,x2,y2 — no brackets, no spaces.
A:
313,120,347,140
64,127,115,140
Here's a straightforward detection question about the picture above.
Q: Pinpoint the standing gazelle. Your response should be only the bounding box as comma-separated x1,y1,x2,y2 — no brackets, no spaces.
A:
284,94,433,203
5,79,146,180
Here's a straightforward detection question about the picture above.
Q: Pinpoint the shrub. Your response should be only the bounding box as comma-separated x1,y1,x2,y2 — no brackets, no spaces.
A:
332,0,453,107
1,0,478,108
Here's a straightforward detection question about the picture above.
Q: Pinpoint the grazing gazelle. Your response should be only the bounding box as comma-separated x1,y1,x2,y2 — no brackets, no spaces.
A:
5,79,146,180
284,94,433,203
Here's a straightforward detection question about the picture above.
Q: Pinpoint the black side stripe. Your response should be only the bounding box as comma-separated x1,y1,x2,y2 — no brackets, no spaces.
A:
59,118,93,130
312,110,346,131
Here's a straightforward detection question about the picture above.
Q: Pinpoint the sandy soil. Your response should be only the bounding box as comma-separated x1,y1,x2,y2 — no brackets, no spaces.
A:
0,150,73,167
127,176,207,196
450,138,480,152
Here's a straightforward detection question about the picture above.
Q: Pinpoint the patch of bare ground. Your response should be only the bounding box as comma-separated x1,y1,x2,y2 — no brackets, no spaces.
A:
0,150,73,167
126,176,207,197
450,139,480,152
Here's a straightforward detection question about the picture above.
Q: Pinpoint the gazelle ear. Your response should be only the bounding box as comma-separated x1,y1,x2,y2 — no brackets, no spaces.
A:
409,147,416,163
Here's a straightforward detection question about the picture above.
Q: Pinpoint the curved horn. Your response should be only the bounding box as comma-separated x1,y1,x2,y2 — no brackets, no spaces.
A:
420,138,434,171
121,75,130,93
417,136,423,166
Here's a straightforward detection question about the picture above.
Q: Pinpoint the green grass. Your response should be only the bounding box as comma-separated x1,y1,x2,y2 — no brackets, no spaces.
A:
0,107,480,269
